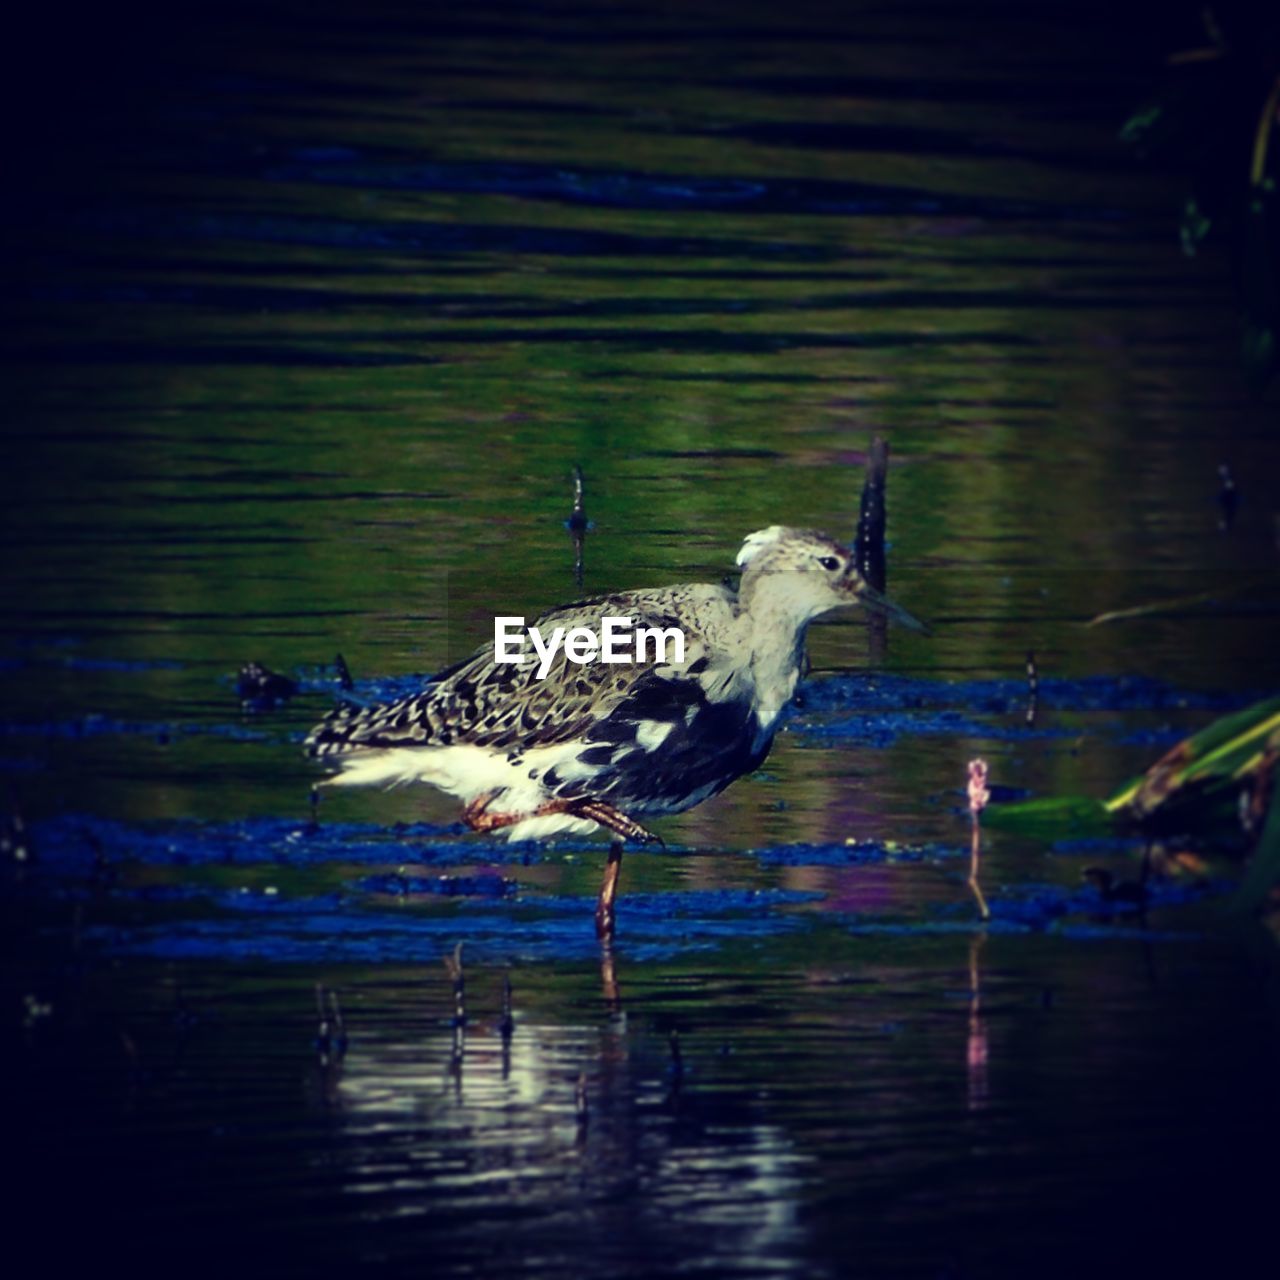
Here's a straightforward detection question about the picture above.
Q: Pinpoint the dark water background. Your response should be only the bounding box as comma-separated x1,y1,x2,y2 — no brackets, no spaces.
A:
3,1,1279,1275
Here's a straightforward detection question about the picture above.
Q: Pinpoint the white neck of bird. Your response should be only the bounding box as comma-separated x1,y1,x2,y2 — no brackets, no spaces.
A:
737,579,812,729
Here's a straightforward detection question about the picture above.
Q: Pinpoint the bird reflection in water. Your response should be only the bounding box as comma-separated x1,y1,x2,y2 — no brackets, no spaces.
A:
319,949,808,1269
599,940,622,1012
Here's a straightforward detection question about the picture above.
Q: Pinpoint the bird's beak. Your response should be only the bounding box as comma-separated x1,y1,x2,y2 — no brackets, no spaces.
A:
854,581,932,635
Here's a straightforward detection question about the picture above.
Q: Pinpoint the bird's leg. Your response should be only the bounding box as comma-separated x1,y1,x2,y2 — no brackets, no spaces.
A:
564,800,662,939
539,799,659,938
595,840,624,940
458,794,656,939
540,799,659,938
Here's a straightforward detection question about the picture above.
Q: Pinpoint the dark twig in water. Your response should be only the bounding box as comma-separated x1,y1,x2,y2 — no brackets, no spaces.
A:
328,991,347,1052
567,465,588,533
854,436,889,593
566,464,590,588
333,652,355,692
854,436,890,661
575,1070,590,1133
668,1030,683,1083
315,984,348,1063
444,942,467,1027
967,759,991,920
443,945,467,1085
449,1022,465,1084
499,971,514,1038
1025,650,1039,727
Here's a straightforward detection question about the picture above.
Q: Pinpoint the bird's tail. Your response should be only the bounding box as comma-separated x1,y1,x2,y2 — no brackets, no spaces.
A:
305,677,448,765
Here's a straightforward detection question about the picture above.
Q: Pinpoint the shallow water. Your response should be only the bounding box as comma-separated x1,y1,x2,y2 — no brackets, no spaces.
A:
3,1,1279,1275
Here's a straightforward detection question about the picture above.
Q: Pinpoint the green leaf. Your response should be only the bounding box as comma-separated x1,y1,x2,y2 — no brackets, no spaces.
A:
982,795,1113,841
1106,696,1280,818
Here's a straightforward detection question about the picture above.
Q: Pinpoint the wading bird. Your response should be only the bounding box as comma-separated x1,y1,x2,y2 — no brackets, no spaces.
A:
306,527,926,937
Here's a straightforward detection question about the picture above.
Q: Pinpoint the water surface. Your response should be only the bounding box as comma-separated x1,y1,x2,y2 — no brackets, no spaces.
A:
3,1,1279,1275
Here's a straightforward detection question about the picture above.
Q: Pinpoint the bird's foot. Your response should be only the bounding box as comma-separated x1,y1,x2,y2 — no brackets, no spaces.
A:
461,794,661,848
567,798,663,847
460,792,512,833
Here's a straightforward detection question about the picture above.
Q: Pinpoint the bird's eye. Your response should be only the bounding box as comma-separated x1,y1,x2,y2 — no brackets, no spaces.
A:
818,556,840,571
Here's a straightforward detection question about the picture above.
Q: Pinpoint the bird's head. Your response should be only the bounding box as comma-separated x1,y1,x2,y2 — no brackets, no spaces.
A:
735,526,929,632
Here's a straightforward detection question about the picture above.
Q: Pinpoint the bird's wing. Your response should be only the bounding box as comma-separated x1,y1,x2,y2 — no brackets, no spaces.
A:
306,587,734,758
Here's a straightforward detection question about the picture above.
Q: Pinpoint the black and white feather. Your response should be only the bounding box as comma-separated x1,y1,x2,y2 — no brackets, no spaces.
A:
306,526,920,841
